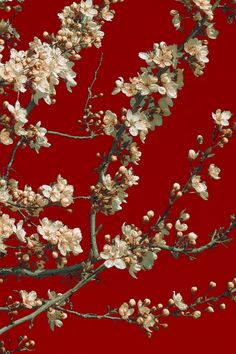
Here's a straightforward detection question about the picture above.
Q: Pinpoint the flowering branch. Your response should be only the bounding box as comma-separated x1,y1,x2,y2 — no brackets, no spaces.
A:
0,0,236,351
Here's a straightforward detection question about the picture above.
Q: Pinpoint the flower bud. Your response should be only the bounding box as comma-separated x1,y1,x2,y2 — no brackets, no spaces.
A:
206,306,214,313
191,286,198,294
227,281,234,290
173,183,180,191
197,135,204,144
129,299,136,307
188,149,198,160
209,281,216,288
147,210,154,218
162,308,170,316
193,310,201,319
219,303,226,310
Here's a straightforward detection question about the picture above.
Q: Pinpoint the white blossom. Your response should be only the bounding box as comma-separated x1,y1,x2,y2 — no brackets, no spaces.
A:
208,164,221,180
172,291,188,311
29,122,51,153
193,0,213,20
184,38,209,65
160,73,178,98
101,5,114,21
175,219,188,232
20,290,42,309
0,129,13,145
188,149,198,160
41,175,74,207
100,236,128,269
80,0,98,19
103,110,117,135
125,110,148,137
13,220,26,243
7,100,28,124
37,217,83,256
139,42,175,68
47,308,67,331
119,303,134,319
206,24,219,39
212,109,232,126
192,175,209,200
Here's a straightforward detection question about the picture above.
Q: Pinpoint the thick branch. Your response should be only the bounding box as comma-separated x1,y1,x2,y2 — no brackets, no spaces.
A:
0,262,85,278
90,211,99,259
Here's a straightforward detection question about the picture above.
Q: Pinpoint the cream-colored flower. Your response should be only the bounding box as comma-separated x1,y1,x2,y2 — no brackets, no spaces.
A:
47,308,67,331
135,73,162,95
29,121,51,153
153,233,166,247
103,110,117,135
20,290,42,309
173,291,188,311
58,227,83,257
125,110,148,137
193,0,213,20
7,100,27,124
188,149,198,160
139,42,174,68
191,175,209,200
208,164,221,180
175,219,188,232
13,220,26,243
187,232,198,243
184,38,209,64
206,24,219,39
100,236,128,269
119,303,134,319
80,0,98,18
37,217,83,256
212,109,232,126
160,73,178,98
0,129,13,145
101,5,114,21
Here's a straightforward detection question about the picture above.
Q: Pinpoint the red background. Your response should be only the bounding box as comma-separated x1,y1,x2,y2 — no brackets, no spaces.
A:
1,0,236,353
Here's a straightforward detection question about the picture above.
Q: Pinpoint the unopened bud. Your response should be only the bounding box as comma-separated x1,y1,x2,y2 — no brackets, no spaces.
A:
191,286,198,294
206,306,214,313
219,303,226,310
227,281,234,290
209,281,216,288
162,308,170,316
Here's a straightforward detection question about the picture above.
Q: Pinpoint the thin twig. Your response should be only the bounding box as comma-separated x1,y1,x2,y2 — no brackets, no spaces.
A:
56,306,122,321
3,138,24,180
47,130,103,140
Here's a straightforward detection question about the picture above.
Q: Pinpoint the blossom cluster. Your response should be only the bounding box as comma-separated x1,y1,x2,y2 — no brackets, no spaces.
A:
0,37,76,104
170,0,218,41
37,217,83,257
100,208,201,277
0,212,25,253
100,221,160,278
118,293,188,335
53,0,115,55
0,100,50,152
188,110,233,201
0,174,74,216
113,41,181,100
118,278,236,336
92,166,139,215
184,38,209,76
